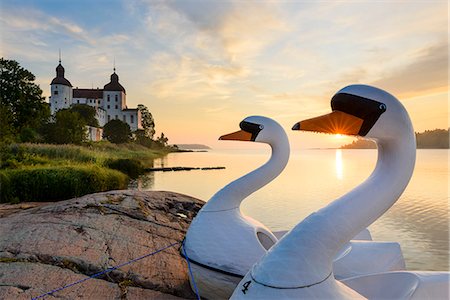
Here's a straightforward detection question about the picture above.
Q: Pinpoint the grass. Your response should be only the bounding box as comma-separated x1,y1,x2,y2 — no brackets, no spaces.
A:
1,142,163,168
0,142,169,203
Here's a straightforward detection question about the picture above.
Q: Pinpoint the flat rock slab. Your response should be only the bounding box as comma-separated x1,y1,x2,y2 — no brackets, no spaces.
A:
0,190,204,299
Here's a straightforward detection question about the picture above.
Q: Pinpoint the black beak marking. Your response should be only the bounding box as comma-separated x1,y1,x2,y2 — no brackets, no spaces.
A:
292,123,300,130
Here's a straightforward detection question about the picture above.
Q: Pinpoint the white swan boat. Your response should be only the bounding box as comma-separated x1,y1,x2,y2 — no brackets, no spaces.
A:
183,115,406,299
230,84,449,299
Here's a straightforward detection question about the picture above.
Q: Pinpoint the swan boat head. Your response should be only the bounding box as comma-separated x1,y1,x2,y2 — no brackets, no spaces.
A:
203,115,290,212
231,85,416,299
184,116,290,299
220,115,288,145
292,84,414,144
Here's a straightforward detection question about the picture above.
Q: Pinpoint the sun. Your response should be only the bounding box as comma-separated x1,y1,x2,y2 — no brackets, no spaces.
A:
335,134,344,139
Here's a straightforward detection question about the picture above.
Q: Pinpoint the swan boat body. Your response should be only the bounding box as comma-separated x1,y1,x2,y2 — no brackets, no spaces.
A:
183,114,406,299
231,84,449,299
182,116,288,298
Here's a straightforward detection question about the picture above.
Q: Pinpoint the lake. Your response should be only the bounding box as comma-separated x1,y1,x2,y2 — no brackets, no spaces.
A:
129,148,449,272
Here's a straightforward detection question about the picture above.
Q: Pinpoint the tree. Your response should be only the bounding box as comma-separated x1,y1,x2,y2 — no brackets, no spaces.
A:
154,132,169,149
69,104,99,127
0,58,50,142
134,129,154,148
103,119,131,144
0,105,15,143
44,109,87,144
137,104,155,139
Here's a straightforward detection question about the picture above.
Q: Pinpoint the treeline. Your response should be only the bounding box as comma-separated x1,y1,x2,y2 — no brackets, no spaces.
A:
341,129,449,149
0,58,174,150
416,129,449,149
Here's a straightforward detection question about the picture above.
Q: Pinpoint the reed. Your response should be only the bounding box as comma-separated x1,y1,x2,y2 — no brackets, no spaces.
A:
0,142,168,203
0,165,128,203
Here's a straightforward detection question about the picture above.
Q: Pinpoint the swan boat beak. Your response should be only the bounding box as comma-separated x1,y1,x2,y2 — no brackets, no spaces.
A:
292,111,364,136
219,130,253,141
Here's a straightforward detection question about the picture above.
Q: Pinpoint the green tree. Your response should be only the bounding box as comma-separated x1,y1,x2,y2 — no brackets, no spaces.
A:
44,109,87,144
69,104,99,127
0,105,15,143
154,132,169,149
103,119,131,144
134,129,154,148
137,104,155,138
0,58,50,142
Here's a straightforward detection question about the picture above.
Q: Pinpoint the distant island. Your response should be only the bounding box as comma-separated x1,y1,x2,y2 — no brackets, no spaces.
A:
341,129,449,149
176,144,211,150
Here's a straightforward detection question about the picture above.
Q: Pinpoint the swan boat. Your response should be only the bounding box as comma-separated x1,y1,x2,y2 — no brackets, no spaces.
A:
183,115,406,299
231,84,449,299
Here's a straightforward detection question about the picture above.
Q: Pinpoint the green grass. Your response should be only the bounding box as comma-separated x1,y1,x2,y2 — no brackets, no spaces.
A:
1,142,162,168
0,142,168,203
0,165,128,203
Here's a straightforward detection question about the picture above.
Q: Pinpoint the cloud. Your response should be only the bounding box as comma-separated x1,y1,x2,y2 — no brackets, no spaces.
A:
0,7,91,44
371,41,448,98
147,55,239,102
161,1,288,62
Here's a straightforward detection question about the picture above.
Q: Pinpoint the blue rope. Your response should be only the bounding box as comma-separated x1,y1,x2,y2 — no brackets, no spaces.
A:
32,241,181,300
182,239,201,300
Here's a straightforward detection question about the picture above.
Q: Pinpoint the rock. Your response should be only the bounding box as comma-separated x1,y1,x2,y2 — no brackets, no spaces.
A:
0,190,204,299
0,202,50,218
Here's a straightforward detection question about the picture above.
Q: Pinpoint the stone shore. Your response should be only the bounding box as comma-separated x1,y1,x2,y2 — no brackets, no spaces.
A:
0,190,204,299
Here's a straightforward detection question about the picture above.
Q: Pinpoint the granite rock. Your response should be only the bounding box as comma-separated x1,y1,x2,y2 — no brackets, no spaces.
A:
0,190,204,299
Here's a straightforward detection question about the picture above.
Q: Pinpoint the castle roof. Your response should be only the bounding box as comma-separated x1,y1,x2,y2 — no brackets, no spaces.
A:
104,71,126,93
73,88,104,99
51,63,72,87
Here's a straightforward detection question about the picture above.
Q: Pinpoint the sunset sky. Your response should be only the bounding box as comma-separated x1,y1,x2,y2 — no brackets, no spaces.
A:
1,0,448,149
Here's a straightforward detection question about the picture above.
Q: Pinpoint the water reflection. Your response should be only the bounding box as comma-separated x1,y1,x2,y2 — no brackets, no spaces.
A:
128,149,449,271
335,149,343,180
154,155,169,168
128,159,155,190
128,172,155,190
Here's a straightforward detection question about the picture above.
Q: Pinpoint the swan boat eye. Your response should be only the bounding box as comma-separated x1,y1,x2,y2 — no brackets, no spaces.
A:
240,121,264,141
331,93,387,136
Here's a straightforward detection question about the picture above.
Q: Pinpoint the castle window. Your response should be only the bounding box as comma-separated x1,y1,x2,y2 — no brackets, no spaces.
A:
123,115,126,122
115,105,118,109
107,95,110,102
89,99,92,103
99,100,101,105
115,95,118,102
54,91,59,95
115,115,118,120
108,115,111,122
107,105,110,109
77,100,80,103
131,115,134,123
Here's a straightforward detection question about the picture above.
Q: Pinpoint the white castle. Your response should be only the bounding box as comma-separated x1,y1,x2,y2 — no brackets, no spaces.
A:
49,59,142,140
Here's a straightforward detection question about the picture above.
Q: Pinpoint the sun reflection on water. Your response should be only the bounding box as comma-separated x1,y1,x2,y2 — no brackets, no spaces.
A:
335,149,343,180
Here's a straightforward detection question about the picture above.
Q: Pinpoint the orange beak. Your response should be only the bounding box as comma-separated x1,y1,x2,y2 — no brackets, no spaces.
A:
292,111,364,135
219,130,253,141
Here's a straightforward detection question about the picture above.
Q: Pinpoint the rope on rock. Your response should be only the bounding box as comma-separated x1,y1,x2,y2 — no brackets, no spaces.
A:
31,241,181,300
181,239,201,300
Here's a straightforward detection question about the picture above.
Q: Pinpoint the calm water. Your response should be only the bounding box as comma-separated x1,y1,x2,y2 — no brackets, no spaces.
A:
129,149,449,271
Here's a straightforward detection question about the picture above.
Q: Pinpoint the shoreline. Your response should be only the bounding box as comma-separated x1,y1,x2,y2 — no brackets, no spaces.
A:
0,142,174,203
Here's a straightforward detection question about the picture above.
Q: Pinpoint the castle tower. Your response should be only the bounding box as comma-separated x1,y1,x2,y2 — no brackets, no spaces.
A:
49,58,73,114
103,67,127,122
